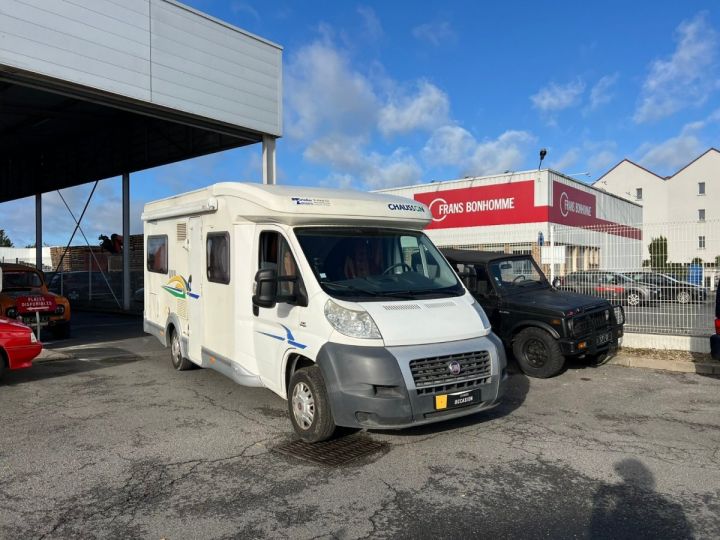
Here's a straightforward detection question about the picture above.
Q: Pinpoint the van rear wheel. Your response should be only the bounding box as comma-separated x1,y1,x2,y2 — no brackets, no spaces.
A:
512,327,565,378
170,329,193,371
288,365,336,443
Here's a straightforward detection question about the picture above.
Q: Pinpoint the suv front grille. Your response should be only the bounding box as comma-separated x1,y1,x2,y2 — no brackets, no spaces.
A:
410,351,491,395
572,310,610,337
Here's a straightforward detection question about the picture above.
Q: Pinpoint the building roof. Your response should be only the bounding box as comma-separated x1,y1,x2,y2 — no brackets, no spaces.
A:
594,148,720,186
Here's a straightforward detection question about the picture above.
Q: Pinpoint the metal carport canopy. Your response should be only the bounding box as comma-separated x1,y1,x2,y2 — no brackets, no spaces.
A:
0,0,283,308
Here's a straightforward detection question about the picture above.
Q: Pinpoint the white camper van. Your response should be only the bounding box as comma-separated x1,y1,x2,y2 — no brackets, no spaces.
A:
142,183,507,442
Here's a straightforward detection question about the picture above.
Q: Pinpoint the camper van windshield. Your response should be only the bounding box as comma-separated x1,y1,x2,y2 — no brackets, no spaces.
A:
295,227,463,301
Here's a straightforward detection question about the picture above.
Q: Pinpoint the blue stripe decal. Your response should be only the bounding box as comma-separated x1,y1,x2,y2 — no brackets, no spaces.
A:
255,325,308,350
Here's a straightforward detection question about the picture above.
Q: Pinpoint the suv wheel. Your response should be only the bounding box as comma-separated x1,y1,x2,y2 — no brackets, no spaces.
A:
625,291,641,307
512,327,565,378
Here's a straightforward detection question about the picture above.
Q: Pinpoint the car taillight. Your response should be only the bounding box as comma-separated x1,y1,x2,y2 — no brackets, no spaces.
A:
715,319,720,334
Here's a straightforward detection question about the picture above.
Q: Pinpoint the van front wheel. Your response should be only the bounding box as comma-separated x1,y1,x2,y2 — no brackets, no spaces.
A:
288,365,336,443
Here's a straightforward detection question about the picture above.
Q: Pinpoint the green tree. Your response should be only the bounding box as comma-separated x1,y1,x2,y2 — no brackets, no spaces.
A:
0,229,13,247
648,236,667,270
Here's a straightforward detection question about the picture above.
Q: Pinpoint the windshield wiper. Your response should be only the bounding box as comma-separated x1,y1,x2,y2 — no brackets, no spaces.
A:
322,282,382,296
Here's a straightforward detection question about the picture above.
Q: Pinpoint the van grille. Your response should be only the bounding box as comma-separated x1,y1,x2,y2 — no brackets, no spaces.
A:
410,351,491,395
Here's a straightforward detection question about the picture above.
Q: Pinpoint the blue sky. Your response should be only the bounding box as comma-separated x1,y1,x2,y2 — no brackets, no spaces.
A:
2,1,720,248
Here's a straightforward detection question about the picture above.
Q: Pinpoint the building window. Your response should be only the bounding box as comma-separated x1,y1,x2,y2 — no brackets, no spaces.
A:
699,209,705,221
146,235,168,274
207,232,230,284
698,236,706,250
699,182,706,195
636,188,642,200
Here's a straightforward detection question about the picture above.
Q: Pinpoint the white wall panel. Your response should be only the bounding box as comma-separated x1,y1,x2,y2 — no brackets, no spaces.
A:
150,0,281,135
0,0,282,136
0,0,151,100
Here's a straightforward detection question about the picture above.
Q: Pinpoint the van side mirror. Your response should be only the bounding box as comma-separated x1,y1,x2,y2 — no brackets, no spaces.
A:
252,268,278,309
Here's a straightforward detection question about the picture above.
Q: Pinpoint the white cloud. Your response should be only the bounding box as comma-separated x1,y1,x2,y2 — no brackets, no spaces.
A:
587,150,617,173
530,79,585,112
634,13,718,123
305,136,422,189
378,81,450,137
550,148,581,171
423,127,535,176
285,41,379,140
412,21,456,46
637,124,704,172
357,6,383,41
589,74,619,110
230,2,260,21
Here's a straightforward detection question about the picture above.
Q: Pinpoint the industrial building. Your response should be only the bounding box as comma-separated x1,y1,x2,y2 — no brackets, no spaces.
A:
378,170,643,275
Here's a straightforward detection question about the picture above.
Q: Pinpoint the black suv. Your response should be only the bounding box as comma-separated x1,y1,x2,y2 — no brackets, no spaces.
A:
442,249,624,378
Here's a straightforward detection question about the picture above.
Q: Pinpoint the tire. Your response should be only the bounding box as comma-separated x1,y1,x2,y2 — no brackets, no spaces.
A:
169,328,193,371
512,327,565,379
625,291,641,307
0,351,6,381
51,322,71,340
288,365,336,443
675,290,691,304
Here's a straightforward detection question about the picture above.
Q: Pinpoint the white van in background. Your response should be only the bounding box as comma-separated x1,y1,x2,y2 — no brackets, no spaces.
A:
142,183,507,442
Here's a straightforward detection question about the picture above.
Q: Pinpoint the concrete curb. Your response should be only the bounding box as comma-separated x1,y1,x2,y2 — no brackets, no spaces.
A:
608,354,720,375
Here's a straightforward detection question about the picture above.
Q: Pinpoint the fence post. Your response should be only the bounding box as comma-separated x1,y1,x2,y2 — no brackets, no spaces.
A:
550,225,555,284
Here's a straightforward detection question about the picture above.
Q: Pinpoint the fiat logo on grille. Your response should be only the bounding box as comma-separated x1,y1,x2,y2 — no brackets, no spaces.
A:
448,360,461,375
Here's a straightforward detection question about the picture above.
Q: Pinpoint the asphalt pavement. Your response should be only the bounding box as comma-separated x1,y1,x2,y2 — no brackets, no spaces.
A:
1,314,719,539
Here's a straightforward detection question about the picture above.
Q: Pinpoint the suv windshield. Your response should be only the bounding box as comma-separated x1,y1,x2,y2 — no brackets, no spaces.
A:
294,227,463,301
3,270,43,290
488,257,547,293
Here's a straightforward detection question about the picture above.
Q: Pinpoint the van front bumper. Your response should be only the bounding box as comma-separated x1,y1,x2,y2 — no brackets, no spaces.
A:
315,334,507,430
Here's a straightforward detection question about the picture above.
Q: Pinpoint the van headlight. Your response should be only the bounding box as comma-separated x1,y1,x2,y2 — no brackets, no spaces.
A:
324,300,382,339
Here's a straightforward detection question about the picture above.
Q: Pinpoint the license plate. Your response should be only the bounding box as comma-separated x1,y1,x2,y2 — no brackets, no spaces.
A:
597,331,612,345
434,389,481,410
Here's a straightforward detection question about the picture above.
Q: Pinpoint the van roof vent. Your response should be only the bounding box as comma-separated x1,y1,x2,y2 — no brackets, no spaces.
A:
383,304,421,311
176,223,187,242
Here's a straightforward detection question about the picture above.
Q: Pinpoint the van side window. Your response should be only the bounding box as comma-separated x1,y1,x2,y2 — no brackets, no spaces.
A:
147,235,168,274
207,232,230,284
259,231,306,304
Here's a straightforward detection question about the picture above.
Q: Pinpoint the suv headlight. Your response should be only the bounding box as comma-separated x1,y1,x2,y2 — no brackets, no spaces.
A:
324,299,382,339
613,305,625,325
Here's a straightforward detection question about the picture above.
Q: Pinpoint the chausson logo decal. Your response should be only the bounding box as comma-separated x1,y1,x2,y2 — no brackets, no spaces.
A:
162,275,200,299
387,203,425,212
257,324,308,350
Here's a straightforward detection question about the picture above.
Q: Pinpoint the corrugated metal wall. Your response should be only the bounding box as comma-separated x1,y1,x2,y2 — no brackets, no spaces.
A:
0,0,282,136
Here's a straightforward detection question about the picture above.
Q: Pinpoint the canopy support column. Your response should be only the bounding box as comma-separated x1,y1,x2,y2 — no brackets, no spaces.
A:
262,135,276,185
35,193,42,270
122,172,131,311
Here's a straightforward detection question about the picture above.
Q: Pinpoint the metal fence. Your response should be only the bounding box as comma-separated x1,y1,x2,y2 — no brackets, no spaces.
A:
434,220,719,338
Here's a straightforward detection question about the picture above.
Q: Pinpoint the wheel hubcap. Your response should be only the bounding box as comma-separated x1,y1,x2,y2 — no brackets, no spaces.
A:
171,336,180,365
677,291,690,303
292,382,315,430
523,338,547,368
628,294,640,306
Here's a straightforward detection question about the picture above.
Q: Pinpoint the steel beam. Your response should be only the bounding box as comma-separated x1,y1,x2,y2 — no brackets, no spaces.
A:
262,135,276,184
35,193,42,270
122,172,130,310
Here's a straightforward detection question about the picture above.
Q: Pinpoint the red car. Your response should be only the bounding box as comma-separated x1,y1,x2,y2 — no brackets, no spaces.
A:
0,317,42,380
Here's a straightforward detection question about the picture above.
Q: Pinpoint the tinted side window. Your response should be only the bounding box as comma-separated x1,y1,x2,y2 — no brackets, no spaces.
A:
147,235,168,274
207,232,230,284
